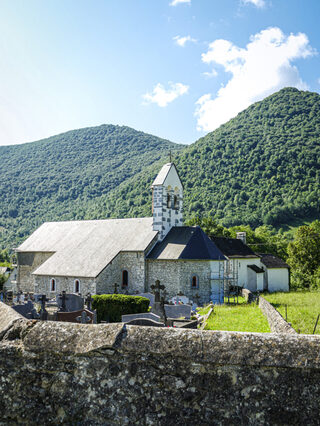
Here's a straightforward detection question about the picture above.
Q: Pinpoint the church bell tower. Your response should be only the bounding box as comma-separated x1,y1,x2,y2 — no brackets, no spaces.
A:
151,162,183,240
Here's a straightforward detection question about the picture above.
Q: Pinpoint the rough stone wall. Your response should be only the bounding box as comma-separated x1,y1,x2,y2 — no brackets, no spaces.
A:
0,303,320,425
17,252,53,293
259,296,297,334
96,251,146,295
147,259,211,303
34,275,96,297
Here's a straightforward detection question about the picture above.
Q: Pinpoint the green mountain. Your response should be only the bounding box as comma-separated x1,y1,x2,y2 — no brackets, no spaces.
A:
1,87,319,250
93,87,320,228
0,125,184,249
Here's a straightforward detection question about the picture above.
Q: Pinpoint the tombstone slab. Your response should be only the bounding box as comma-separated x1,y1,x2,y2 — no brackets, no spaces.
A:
122,312,161,323
56,309,94,324
136,293,154,307
125,318,165,327
164,304,192,320
56,293,84,312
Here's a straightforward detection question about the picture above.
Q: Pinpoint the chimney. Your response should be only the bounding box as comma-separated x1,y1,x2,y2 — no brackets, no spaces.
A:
236,232,246,245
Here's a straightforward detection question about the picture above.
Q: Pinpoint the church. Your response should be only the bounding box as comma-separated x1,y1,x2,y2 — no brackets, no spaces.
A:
15,163,227,304
15,162,289,302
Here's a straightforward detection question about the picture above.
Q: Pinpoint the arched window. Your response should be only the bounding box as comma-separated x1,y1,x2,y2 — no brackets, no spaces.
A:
174,195,179,209
167,194,171,208
50,278,56,292
122,270,128,287
191,275,199,289
74,279,80,293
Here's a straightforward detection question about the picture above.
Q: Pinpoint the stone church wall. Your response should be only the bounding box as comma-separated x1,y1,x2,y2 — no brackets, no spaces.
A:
34,275,96,297
96,251,146,295
0,303,320,425
17,252,53,293
147,260,212,303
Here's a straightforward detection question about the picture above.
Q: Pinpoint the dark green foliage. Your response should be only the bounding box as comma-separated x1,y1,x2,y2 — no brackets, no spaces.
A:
92,294,150,323
0,250,10,263
0,274,5,291
287,220,320,290
100,88,320,230
0,124,183,249
1,88,320,251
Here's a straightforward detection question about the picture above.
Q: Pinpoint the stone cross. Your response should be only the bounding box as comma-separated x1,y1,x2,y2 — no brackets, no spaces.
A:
58,291,69,312
16,292,21,304
76,311,91,324
85,293,92,311
39,294,49,321
114,283,118,294
151,280,165,303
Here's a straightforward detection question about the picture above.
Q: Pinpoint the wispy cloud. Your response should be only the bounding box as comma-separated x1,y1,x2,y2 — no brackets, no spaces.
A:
203,69,218,78
170,0,191,6
143,82,189,107
242,0,266,8
195,27,315,132
173,35,197,47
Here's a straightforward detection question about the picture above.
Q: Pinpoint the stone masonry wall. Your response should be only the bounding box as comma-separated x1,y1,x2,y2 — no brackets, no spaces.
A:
0,302,320,425
34,275,96,298
96,251,146,295
147,260,217,304
17,252,53,293
259,296,297,334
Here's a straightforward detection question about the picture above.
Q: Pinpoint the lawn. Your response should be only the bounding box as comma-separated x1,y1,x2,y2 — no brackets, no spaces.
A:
204,301,270,333
264,291,320,335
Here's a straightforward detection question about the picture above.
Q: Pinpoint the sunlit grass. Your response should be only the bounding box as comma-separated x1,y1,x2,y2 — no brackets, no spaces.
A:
204,302,270,333
264,291,320,335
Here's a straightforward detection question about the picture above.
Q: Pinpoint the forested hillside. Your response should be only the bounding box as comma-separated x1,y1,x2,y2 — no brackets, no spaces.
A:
1,87,319,250
96,88,320,228
0,125,183,248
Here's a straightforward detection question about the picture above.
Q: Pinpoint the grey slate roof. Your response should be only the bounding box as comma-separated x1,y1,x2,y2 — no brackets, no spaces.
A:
147,226,226,260
152,163,173,186
211,236,259,258
247,264,264,273
259,253,289,269
17,218,158,278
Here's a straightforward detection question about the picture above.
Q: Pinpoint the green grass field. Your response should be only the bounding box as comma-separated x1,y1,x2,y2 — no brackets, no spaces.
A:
264,291,320,335
204,301,270,333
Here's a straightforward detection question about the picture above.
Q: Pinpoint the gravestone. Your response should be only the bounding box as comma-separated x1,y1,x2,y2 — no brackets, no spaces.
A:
125,318,165,327
39,295,49,321
56,309,95,324
56,293,84,312
151,280,165,318
164,304,192,320
170,295,190,305
122,312,161,323
136,293,154,307
85,293,93,311
76,311,92,324
11,301,40,319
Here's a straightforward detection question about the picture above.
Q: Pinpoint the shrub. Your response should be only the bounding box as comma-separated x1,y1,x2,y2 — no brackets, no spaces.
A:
92,294,150,323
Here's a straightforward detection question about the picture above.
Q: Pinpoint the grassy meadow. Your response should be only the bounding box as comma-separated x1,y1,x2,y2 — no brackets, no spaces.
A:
264,291,320,335
203,299,270,333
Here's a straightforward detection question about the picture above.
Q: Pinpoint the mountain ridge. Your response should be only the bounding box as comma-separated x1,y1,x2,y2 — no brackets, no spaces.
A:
1,87,319,249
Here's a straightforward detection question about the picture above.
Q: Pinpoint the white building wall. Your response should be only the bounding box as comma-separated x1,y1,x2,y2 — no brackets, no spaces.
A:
236,258,261,288
267,268,289,292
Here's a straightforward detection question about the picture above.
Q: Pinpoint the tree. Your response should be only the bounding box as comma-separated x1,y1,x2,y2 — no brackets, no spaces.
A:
287,223,320,289
185,216,230,238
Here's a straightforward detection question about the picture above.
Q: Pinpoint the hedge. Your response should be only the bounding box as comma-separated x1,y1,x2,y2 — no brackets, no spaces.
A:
92,294,150,323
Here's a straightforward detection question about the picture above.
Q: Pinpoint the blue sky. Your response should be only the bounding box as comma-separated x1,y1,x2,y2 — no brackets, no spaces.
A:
0,0,319,146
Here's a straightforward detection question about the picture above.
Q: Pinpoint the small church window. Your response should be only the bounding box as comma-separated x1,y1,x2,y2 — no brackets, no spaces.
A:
122,270,128,287
191,275,199,289
174,195,179,209
50,278,56,292
167,194,171,208
74,279,80,293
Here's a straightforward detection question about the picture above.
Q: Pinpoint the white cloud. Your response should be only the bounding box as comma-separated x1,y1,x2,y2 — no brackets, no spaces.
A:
143,82,189,107
170,0,191,6
195,27,315,132
203,69,218,78
242,0,266,8
173,35,197,47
